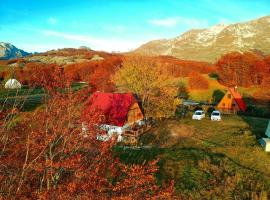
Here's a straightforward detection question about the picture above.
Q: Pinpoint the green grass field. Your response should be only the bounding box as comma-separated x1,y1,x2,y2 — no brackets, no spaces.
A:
114,114,270,198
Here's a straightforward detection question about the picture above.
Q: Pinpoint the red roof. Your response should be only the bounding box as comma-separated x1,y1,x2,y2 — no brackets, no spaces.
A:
83,92,137,126
229,88,247,112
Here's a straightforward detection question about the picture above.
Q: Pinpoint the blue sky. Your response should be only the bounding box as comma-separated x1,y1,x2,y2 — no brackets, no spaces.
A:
1,0,269,52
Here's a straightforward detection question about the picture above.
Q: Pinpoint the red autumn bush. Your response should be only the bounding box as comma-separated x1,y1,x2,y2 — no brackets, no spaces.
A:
188,71,209,90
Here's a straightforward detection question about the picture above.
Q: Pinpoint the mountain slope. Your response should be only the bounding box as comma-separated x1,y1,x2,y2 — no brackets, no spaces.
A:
134,16,270,63
0,42,30,60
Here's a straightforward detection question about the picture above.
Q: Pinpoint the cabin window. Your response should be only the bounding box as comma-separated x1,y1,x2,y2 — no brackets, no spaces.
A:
222,103,225,107
227,94,231,99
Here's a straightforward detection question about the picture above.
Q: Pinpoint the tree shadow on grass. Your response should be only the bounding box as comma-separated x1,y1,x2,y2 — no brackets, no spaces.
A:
114,145,270,197
238,96,269,139
0,94,46,112
212,89,225,104
240,115,269,139
113,146,267,177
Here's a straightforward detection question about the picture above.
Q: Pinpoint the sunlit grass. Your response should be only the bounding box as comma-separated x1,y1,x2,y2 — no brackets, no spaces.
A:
171,74,261,102
116,114,270,195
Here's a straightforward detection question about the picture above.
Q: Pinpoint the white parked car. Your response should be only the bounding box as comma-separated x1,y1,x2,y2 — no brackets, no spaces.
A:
192,110,205,120
211,110,221,121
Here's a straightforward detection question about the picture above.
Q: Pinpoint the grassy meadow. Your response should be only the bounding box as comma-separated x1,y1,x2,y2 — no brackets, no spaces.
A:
115,114,270,197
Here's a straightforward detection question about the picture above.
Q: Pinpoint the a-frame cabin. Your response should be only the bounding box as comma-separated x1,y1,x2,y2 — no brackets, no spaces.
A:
217,87,247,113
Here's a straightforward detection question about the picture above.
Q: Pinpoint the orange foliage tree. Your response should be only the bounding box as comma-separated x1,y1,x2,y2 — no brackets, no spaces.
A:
64,55,122,92
188,71,209,90
216,52,269,87
15,62,64,88
64,61,97,81
157,56,215,77
89,57,121,92
262,55,270,88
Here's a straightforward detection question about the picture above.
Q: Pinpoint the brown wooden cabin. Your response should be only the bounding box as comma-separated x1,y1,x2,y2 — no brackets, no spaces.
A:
83,92,149,143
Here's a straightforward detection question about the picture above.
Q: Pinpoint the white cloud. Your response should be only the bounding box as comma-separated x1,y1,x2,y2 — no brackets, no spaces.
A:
148,17,208,28
16,43,62,53
40,30,145,52
149,18,178,27
47,17,58,25
103,25,126,33
179,18,208,27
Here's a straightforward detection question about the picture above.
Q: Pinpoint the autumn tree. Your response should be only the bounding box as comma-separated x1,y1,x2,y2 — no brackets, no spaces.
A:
188,71,209,90
64,61,97,81
157,56,215,77
16,62,66,88
253,89,270,107
177,81,189,99
262,55,270,88
113,56,179,119
63,55,122,92
89,56,121,92
216,52,269,87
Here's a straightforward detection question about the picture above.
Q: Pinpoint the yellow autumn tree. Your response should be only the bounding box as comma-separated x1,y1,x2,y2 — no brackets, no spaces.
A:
113,56,179,119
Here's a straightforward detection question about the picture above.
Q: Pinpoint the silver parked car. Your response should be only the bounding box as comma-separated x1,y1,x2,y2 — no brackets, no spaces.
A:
211,110,221,121
192,110,205,120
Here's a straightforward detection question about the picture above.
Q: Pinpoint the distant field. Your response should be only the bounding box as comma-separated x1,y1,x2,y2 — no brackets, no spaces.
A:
115,114,270,197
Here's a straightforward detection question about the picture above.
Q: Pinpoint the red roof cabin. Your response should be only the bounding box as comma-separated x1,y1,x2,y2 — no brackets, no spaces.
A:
83,92,144,141
217,87,247,113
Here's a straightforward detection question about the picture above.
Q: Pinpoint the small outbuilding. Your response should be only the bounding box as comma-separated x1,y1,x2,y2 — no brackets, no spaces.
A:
217,87,247,113
4,79,22,89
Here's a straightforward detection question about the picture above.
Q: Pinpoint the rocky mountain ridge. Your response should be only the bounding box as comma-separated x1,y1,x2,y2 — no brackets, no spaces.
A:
0,42,30,60
133,16,270,62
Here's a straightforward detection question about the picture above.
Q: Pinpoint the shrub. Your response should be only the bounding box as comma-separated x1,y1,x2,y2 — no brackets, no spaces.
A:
188,71,209,90
240,105,270,118
208,72,219,79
